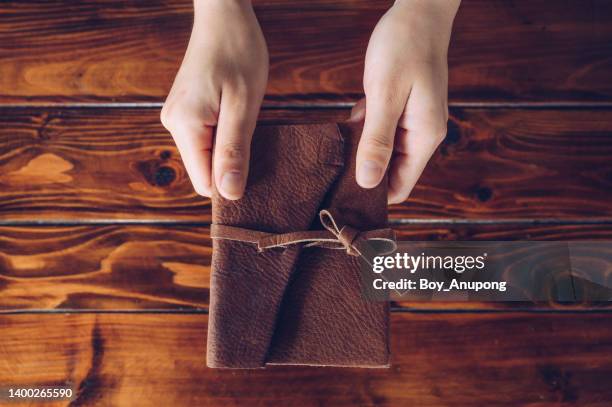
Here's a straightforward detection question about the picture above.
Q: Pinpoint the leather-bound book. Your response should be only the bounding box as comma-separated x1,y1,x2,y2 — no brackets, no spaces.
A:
208,123,394,368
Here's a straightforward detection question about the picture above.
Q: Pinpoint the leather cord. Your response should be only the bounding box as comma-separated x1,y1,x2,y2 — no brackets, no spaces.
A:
211,209,397,259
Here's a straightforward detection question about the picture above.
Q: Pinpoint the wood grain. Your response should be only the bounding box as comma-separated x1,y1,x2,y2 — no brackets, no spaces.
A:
1,107,611,221
1,223,611,311
1,0,612,104
0,313,610,406
2,1,611,404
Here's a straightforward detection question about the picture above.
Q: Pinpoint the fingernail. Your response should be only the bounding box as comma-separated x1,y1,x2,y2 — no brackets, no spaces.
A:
220,170,243,199
357,160,383,188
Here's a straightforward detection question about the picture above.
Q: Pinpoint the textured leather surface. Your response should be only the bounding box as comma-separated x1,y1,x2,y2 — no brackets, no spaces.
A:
208,123,390,368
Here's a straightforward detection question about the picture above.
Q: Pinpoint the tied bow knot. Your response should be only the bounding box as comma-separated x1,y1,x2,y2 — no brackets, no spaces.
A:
319,209,361,256
210,209,396,259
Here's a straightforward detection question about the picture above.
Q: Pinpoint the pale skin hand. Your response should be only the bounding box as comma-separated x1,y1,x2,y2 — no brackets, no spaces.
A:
161,0,268,199
163,0,458,203
351,0,461,204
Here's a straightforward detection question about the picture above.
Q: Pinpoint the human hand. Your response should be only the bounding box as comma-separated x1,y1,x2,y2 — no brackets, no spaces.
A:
351,0,460,204
161,0,268,200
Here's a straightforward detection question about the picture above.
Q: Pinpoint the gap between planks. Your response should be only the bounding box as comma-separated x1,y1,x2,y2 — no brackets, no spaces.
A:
3,102,612,110
0,218,611,227
2,308,612,315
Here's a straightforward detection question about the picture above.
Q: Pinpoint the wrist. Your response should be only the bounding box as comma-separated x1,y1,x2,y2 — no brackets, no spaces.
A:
392,0,459,58
193,0,253,21
393,0,460,20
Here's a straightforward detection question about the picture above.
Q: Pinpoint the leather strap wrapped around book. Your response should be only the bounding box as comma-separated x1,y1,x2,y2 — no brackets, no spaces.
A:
211,209,397,259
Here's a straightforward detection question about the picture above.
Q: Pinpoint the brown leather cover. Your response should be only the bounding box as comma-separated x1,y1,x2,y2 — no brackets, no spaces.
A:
207,123,390,368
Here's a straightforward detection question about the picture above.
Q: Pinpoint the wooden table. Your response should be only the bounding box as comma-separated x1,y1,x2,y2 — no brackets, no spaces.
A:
1,1,611,405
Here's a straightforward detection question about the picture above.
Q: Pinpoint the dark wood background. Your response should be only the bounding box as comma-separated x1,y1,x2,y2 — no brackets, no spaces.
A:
0,1,611,405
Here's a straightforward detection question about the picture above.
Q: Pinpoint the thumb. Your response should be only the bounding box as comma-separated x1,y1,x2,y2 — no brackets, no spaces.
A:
356,92,405,188
213,89,259,200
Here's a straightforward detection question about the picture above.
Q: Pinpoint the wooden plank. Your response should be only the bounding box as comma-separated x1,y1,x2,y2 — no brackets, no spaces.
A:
1,107,611,221
0,224,212,310
1,0,612,104
1,223,611,311
0,313,610,406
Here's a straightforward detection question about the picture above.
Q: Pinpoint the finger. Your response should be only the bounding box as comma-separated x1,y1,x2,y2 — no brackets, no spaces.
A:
348,98,366,122
387,129,440,204
356,88,407,189
388,80,448,204
161,106,215,197
213,84,261,200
